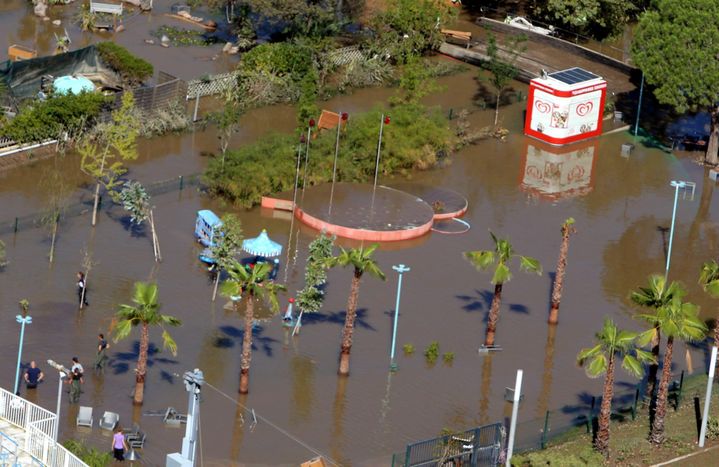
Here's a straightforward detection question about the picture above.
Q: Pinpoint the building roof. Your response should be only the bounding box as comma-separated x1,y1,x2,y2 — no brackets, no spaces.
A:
535,67,605,92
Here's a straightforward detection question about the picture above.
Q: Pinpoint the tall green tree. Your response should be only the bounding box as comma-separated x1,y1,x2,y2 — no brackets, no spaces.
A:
578,318,653,457
79,92,139,226
390,56,442,106
632,0,719,165
539,0,636,39
296,232,335,325
326,244,385,375
221,260,286,393
699,260,719,348
113,282,181,405
210,89,245,172
484,32,526,126
548,218,576,324
464,232,542,347
637,296,707,444
209,214,243,302
630,275,684,402
118,181,161,262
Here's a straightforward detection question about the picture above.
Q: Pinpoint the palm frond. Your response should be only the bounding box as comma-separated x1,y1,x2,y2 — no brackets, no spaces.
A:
113,319,133,343
518,255,542,275
161,329,178,356
492,262,511,285
621,354,644,379
464,250,495,271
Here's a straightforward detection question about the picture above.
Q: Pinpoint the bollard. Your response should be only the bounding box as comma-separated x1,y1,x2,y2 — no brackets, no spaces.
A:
179,175,184,190
631,388,640,420
586,396,596,434
98,195,102,210
448,108,454,120
14,217,18,233
541,411,550,449
676,370,684,409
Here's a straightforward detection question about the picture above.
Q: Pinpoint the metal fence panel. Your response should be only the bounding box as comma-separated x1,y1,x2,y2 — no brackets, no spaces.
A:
402,423,504,467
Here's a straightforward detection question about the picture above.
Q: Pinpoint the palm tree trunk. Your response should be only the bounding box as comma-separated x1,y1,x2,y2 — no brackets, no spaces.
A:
594,353,615,457
494,93,500,126
134,323,149,405
49,215,58,264
485,283,503,347
650,336,674,445
239,296,254,394
338,270,362,375
549,225,571,324
646,326,661,403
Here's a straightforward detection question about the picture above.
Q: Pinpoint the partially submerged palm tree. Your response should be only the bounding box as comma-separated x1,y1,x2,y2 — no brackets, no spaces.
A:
295,232,335,333
119,181,161,262
464,231,542,347
639,296,707,445
548,218,576,324
699,260,719,348
114,282,181,405
577,318,653,457
630,275,684,402
209,214,243,301
326,244,385,376
221,260,285,393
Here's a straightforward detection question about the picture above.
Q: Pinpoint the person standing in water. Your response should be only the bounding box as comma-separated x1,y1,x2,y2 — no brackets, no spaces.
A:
112,427,129,461
95,334,110,371
77,272,89,307
67,368,83,403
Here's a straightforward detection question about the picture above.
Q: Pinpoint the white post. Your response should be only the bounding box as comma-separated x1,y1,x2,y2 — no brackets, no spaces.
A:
54,372,63,442
505,369,523,467
699,346,718,447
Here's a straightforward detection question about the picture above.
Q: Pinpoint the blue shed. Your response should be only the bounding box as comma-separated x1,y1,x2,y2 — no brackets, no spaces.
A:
195,210,222,247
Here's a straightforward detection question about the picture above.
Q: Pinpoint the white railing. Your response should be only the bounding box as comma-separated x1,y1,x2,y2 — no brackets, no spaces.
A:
0,387,88,466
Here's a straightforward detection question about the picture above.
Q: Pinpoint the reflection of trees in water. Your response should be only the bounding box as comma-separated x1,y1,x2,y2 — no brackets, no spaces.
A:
289,355,315,425
536,324,557,418
197,329,231,386
230,393,248,462
330,376,350,467
479,355,493,425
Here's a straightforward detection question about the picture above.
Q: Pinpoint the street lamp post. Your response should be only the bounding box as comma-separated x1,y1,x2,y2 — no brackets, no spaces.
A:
329,112,348,217
373,114,389,192
300,119,315,204
665,180,690,282
389,264,410,371
47,359,70,442
13,311,32,395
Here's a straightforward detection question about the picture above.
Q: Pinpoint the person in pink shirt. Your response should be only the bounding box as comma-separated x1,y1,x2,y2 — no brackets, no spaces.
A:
112,428,129,461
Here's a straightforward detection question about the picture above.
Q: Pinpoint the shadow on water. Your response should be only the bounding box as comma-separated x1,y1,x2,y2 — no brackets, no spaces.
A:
456,289,531,322
218,324,279,358
298,308,375,331
109,341,179,376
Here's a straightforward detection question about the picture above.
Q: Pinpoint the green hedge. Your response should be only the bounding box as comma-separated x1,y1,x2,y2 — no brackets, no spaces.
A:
2,92,109,143
204,104,455,208
97,42,153,85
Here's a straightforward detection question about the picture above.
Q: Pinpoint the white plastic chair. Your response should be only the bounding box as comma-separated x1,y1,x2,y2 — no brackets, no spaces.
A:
76,406,93,427
99,411,119,431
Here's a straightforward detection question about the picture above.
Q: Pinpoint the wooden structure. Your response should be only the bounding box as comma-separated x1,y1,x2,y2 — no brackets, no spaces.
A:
164,13,216,30
301,457,328,467
89,1,123,15
317,110,341,131
441,29,471,42
8,45,37,62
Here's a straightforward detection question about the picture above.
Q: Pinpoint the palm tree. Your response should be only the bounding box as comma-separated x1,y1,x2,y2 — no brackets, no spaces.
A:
326,244,386,376
640,296,707,445
114,282,181,405
548,218,576,324
630,275,684,402
464,231,542,347
699,260,719,348
220,260,286,393
577,318,654,457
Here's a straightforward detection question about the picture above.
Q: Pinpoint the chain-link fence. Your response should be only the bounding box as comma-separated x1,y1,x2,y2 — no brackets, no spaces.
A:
0,173,201,236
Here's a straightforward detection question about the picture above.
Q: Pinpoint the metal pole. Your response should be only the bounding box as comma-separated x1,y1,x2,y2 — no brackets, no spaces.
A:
291,143,302,210
390,264,410,371
505,369,523,467
301,126,312,203
54,372,64,441
13,316,31,395
634,72,644,136
665,181,684,282
699,346,717,447
373,114,385,192
193,93,200,122
329,111,342,217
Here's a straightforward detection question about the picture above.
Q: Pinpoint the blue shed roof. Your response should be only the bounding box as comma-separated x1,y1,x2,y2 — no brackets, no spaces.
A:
197,210,221,226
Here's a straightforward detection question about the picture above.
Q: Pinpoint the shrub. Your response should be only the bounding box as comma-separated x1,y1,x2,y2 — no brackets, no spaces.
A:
240,42,314,79
97,42,153,86
424,341,440,364
403,343,415,355
442,352,454,364
2,92,109,143
63,439,112,467
204,104,455,207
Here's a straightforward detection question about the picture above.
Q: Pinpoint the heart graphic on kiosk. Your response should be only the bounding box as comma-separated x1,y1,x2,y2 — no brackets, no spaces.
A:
575,102,593,116
535,100,551,114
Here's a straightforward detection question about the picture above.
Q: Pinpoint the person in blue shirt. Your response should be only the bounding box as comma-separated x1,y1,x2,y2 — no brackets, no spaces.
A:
24,361,44,390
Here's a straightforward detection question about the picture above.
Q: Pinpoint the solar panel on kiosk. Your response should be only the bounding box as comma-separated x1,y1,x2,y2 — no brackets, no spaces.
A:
548,68,600,85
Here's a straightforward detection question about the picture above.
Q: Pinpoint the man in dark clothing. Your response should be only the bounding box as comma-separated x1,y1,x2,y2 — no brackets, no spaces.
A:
95,333,110,371
77,271,89,307
24,361,44,389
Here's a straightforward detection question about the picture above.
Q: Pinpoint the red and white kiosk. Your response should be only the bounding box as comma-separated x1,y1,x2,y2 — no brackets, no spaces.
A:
524,67,607,146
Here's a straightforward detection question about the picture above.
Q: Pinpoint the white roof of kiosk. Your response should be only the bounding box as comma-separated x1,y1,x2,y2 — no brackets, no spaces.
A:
537,67,604,92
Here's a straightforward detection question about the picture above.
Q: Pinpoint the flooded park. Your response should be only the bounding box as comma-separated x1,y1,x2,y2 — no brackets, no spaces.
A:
0,1,718,466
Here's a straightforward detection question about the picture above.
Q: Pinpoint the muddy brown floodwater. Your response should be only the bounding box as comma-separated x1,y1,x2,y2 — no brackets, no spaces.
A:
1,6,719,467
